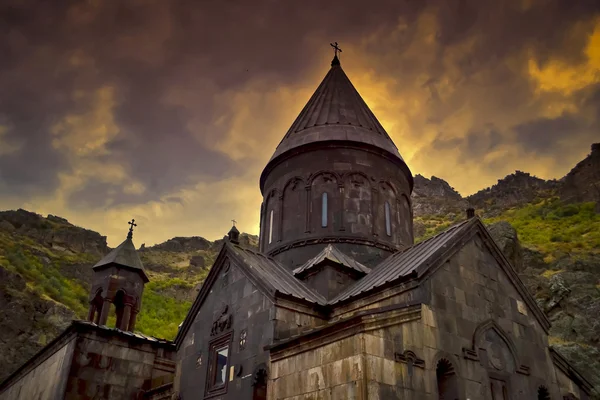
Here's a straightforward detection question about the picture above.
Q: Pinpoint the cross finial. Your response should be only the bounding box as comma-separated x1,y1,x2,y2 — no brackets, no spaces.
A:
330,42,342,57
127,218,137,239
231,219,237,227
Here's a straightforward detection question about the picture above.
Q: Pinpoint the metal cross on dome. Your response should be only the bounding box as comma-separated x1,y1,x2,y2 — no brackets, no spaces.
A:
231,219,237,227
127,218,137,239
330,42,342,58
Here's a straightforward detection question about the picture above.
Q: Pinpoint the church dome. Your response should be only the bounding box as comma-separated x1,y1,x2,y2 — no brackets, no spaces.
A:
259,50,414,269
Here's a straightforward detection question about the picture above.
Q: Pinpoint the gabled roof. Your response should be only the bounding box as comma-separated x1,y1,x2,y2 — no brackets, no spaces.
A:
174,242,326,348
93,237,149,282
293,244,371,276
228,244,327,305
330,218,551,332
331,219,472,304
263,57,406,180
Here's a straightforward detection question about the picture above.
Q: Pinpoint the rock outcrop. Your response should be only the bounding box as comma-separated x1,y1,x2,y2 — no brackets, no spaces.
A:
560,143,600,206
487,221,524,272
148,236,212,252
0,209,108,256
467,171,560,216
0,266,76,382
411,175,468,217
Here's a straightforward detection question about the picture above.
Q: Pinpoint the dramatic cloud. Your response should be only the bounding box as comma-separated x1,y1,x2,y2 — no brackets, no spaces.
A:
1,0,599,246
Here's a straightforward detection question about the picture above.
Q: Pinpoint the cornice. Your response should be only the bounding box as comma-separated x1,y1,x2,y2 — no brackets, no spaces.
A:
267,235,401,257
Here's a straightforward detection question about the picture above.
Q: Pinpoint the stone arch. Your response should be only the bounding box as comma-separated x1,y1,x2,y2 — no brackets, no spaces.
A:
252,363,269,400
307,170,342,186
309,171,340,232
537,386,551,400
281,177,305,242
344,172,372,235
398,193,412,244
471,319,519,373
436,358,459,400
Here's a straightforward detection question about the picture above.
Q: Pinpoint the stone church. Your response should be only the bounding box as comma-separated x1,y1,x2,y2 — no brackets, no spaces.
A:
0,49,594,400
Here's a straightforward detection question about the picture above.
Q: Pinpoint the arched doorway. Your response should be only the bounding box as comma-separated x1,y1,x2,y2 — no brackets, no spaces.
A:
252,364,268,400
436,358,459,400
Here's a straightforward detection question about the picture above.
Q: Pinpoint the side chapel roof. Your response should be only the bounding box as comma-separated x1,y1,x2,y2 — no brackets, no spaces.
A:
228,244,327,305
293,244,371,276
93,236,149,282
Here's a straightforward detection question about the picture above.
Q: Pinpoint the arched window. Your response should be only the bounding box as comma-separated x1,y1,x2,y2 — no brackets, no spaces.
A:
538,386,550,400
384,201,392,236
436,359,459,400
252,365,268,400
88,289,104,324
321,192,328,227
113,290,125,330
268,210,274,244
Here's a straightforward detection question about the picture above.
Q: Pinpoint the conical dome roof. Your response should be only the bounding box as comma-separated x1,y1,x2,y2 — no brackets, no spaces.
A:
93,236,149,282
264,56,404,172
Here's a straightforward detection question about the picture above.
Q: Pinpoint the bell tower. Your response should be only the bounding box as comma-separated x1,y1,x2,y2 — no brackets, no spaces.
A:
259,44,414,269
87,219,149,332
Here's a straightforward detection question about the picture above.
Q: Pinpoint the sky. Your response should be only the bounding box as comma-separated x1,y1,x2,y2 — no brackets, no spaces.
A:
1,0,600,247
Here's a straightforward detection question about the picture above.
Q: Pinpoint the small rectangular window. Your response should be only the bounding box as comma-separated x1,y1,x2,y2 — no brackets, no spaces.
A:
321,192,328,227
205,333,232,396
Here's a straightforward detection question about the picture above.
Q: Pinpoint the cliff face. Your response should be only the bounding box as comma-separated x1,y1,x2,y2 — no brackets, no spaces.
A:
561,143,600,206
0,209,108,256
411,174,468,217
467,171,561,216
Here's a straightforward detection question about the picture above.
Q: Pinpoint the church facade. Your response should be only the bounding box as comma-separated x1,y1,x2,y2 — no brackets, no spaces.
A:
172,53,593,400
0,49,594,400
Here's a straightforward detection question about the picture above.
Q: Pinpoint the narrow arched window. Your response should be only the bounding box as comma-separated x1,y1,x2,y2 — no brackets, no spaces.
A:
268,210,274,244
385,201,392,236
321,192,328,227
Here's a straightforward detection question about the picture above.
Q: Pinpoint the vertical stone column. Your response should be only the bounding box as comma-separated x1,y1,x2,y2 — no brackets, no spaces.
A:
98,298,112,326
87,304,96,322
259,202,265,252
304,185,311,233
121,303,133,331
338,184,345,231
129,309,138,332
371,187,379,236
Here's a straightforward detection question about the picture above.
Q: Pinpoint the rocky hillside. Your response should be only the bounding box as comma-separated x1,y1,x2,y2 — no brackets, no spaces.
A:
0,143,598,391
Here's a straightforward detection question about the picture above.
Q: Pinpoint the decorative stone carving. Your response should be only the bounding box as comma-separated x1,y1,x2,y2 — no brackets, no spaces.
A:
210,305,232,336
462,319,530,375
394,350,425,368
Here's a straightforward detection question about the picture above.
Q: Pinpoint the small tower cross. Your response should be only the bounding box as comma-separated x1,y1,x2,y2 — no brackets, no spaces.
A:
330,42,342,58
127,219,137,239
231,219,237,227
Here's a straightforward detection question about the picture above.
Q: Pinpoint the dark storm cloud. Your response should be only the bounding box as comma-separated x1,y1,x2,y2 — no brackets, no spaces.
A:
511,114,597,155
431,126,504,163
1,0,600,209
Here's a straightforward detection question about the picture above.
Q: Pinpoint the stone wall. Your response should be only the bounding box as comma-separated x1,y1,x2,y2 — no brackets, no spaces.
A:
424,236,563,399
175,260,274,398
260,145,413,269
269,334,365,399
64,330,175,399
0,334,76,400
